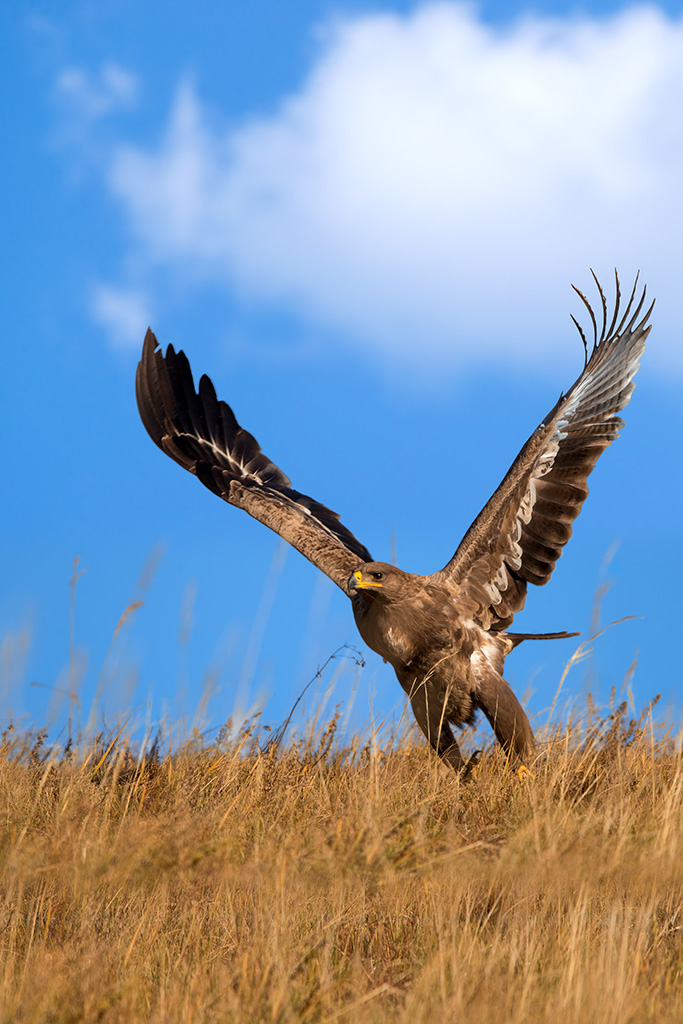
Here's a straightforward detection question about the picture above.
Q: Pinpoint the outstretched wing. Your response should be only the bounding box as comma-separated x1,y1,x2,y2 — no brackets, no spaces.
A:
434,272,653,630
136,330,372,591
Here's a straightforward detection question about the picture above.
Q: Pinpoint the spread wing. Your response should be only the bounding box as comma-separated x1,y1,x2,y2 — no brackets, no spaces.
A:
434,272,653,630
136,330,372,591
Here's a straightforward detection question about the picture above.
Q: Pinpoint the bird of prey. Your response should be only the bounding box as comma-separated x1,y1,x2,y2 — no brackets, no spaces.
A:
136,273,652,772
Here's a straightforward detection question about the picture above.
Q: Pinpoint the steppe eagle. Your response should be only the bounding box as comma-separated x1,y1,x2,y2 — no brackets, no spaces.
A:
136,273,652,772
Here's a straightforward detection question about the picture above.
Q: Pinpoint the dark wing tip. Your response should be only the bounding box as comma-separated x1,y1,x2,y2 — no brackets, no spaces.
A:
571,282,598,352
135,329,373,569
569,313,589,367
571,270,653,360
136,327,166,450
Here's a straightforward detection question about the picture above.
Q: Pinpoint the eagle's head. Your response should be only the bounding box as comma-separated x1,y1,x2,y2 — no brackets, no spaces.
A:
346,562,422,604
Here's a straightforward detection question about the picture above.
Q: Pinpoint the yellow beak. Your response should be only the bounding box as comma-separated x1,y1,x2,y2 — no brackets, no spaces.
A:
353,570,382,589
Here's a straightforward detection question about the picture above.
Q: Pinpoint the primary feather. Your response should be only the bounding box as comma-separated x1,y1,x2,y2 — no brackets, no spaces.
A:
436,271,653,630
136,331,372,592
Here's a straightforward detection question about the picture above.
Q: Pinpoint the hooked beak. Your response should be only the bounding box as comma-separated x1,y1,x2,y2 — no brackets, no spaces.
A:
347,570,382,595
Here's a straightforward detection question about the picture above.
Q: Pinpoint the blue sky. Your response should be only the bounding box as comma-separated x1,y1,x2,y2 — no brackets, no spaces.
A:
3,0,682,749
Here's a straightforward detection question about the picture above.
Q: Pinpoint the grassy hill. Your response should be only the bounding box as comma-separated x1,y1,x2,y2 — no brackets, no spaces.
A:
1,697,681,1023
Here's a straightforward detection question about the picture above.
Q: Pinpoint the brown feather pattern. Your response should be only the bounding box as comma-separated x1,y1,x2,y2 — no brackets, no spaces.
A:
437,271,653,630
136,330,372,592
136,273,652,773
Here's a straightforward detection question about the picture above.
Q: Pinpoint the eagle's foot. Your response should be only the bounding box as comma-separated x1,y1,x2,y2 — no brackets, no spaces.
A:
462,749,482,781
516,764,535,781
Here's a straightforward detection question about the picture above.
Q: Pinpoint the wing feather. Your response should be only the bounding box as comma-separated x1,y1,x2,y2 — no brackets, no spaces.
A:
136,330,372,591
435,272,653,629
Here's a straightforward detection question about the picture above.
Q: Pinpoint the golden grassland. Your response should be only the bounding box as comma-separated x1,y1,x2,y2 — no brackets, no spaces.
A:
1,695,682,1024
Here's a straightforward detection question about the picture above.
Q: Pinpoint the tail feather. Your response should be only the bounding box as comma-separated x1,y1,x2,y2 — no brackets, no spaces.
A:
506,630,579,649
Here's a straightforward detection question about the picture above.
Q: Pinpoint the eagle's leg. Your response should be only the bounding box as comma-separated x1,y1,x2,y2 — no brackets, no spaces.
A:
408,685,465,771
476,672,535,763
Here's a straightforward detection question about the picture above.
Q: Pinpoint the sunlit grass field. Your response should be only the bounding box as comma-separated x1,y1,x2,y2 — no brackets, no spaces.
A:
1,688,681,1024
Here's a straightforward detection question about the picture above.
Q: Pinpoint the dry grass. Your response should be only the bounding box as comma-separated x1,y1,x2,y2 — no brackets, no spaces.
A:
1,698,682,1024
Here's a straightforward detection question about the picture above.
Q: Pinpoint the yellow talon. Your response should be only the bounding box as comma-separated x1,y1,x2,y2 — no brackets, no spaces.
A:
517,765,535,781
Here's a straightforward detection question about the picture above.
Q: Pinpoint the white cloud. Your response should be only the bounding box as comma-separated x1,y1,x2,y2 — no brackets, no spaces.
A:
103,5,683,368
92,283,152,349
56,62,138,122
53,63,138,160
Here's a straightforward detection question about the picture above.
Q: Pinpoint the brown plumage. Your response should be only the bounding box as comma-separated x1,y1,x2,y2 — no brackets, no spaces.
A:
136,272,653,771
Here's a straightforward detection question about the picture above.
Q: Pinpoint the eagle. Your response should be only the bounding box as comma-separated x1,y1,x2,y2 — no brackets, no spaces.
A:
136,273,652,772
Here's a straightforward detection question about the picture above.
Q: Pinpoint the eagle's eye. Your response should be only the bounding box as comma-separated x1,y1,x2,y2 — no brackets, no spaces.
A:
371,571,384,581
